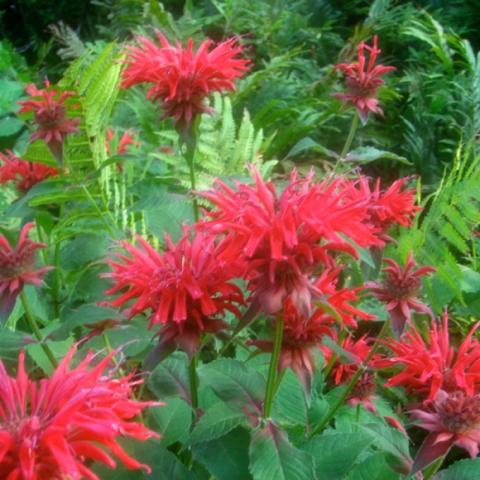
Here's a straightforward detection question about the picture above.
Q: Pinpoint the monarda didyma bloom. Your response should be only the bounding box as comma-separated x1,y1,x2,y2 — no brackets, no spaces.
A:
333,35,395,122
105,232,245,358
366,252,435,335
0,348,161,479
122,32,249,129
0,150,58,194
18,80,79,161
0,223,52,322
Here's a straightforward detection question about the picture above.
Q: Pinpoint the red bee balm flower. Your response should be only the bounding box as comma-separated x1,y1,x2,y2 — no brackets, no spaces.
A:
0,348,161,480
334,35,395,122
378,313,480,403
410,390,480,473
105,232,244,357
18,81,79,160
366,252,435,335
200,169,381,317
0,150,58,193
122,33,249,129
0,223,52,323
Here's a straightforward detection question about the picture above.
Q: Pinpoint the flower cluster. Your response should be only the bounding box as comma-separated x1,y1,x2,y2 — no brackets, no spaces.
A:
0,223,51,322
334,35,396,121
18,80,79,160
0,150,58,193
122,33,249,129
0,348,160,479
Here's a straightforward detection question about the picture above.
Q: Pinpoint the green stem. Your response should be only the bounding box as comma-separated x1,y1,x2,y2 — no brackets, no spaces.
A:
263,316,284,418
181,126,200,222
189,355,199,410
20,292,58,368
81,184,118,237
309,321,388,437
423,455,446,480
340,113,360,159
53,237,62,319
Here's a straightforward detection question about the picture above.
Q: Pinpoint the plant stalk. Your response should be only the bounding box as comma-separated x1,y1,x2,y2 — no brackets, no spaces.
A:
263,315,284,418
309,321,388,437
181,125,200,222
20,292,58,368
340,112,360,159
189,355,199,410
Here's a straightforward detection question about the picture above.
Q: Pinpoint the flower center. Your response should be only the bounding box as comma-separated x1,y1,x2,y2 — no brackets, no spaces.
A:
438,391,480,433
0,251,35,279
385,274,420,300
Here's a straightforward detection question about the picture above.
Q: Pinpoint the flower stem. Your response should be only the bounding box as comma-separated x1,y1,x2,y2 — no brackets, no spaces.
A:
20,292,58,368
423,455,446,480
181,125,200,222
189,355,199,410
309,321,388,437
340,113,360,159
263,315,284,418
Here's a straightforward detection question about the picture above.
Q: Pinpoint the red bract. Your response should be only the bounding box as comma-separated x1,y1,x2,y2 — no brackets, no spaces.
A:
333,35,395,122
0,223,52,323
410,390,480,473
0,348,160,480
366,252,435,335
199,169,381,317
106,129,138,156
18,81,79,159
0,150,58,193
122,32,249,129
378,312,480,403
105,232,244,357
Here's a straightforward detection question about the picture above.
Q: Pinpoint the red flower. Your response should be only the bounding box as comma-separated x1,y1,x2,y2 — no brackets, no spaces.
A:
410,390,480,473
105,232,245,357
122,33,249,129
106,129,139,156
349,176,420,240
378,312,480,403
333,35,395,122
366,252,435,335
0,348,160,480
200,169,381,317
18,81,79,159
0,150,58,193
0,223,52,323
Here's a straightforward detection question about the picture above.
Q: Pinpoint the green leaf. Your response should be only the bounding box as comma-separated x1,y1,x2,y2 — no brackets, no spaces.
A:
272,369,306,425
345,147,411,165
302,431,373,479
190,402,246,444
22,140,57,166
149,397,192,447
0,116,23,136
148,352,191,403
435,458,480,479
0,329,32,364
346,452,400,480
199,358,265,412
193,427,252,480
249,421,316,480
26,338,74,375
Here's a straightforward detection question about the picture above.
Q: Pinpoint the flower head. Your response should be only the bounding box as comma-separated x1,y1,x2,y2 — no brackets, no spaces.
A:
377,312,480,403
105,232,245,357
18,81,79,159
0,150,58,193
0,223,52,323
366,252,435,335
122,33,249,129
106,129,139,156
0,348,160,480
333,35,395,122
410,390,480,472
200,169,381,317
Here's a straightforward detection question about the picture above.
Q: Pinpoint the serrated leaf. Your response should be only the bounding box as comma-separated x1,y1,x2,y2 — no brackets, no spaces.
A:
193,427,251,480
302,431,373,479
148,352,191,403
249,422,316,480
345,147,411,165
272,369,306,425
199,358,265,413
150,397,192,446
346,452,399,480
190,402,246,444
0,116,23,136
